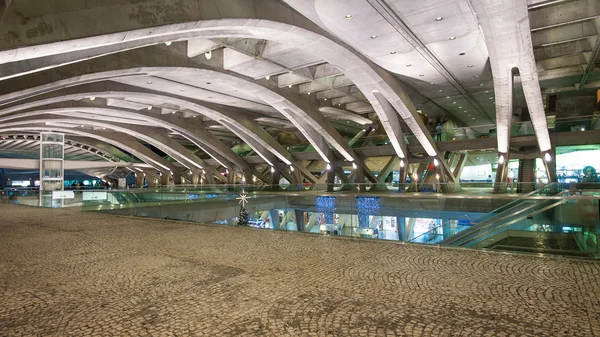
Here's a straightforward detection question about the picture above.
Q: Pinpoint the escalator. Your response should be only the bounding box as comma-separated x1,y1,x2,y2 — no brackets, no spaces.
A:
439,183,568,248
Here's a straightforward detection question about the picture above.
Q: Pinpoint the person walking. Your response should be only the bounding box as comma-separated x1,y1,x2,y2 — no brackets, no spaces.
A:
435,123,443,142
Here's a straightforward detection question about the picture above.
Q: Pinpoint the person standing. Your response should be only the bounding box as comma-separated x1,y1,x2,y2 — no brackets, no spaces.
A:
435,123,443,142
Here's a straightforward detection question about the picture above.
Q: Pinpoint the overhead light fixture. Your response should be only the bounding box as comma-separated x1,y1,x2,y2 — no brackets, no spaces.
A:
147,81,152,84
165,41,172,46
581,127,585,131
468,64,473,68
435,17,443,21
479,84,484,86
265,75,270,80
458,106,462,109
499,155,505,164
406,64,411,67
307,92,311,95
205,50,212,60
453,102,456,104
449,36,456,40
419,74,425,77
324,98,327,101
290,165,294,172
270,166,275,173
439,89,443,92
326,163,331,170
544,153,552,162
147,106,152,110
446,96,450,99
390,51,396,54
362,129,366,132
89,97,95,101
434,159,439,167
345,14,353,19
371,35,377,39
436,173,440,180
489,97,493,99
400,160,405,168
352,162,357,169
202,169,205,174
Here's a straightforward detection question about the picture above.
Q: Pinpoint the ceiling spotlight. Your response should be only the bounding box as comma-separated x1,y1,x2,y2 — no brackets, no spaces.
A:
449,36,456,40
307,92,311,95
446,96,450,99
479,83,484,86
204,50,212,60
371,35,378,39
345,14,353,19
89,97,95,101
436,173,440,180
544,153,552,162
265,75,270,80
499,155,505,164
435,17,443,21
288,85,292,88
400,160,405,168
326,163,332,170
468,64,473,68
165,41,172,46
439,89,443,92
171,111,176,114
453,102,456,104
419,74,425,77
147,106,152,110
475,75,480,78
324,98,327,101
489,97,493,99
147,81,152,84
390,51,397,54
434,159,439,167
406,64,412,67
458,106,462,108
352,162,357,169
581,127,585,131
270,166,275,173
290,165,294,172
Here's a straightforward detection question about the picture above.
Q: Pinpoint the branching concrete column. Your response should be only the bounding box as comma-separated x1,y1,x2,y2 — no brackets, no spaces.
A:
494,152,510,193
191,173,201,185
172,173,182,185
326,162,337,193
372,156,399,191
541,148,558,183
270,166,281,191
160,173,169,186
452,153,468,179
295,210,306,232
398,158,408,193
135,172,145,187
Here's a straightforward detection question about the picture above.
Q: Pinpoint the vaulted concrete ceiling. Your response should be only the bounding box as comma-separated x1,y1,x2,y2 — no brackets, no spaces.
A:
0,0,597,181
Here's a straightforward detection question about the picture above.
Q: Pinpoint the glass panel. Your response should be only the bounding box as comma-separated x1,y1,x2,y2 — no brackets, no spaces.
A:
41,144,63,159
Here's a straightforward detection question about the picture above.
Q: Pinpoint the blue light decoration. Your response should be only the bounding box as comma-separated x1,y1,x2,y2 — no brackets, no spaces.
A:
316,196,336,223
356,197,380,228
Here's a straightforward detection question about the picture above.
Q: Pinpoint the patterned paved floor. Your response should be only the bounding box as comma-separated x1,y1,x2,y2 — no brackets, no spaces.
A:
0,204,599,337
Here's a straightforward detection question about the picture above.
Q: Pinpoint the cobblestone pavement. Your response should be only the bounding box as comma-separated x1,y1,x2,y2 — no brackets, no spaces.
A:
0,204,599,337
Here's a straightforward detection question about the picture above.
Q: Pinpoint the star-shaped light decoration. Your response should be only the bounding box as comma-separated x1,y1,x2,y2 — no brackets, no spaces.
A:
237,192,249,208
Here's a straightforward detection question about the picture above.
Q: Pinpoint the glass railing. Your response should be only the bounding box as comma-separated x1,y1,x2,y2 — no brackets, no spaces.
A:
5,183,599,258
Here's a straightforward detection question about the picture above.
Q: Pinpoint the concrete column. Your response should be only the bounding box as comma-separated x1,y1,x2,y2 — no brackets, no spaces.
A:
326,162,336,192
398,158,408,193
494,153,509,193
270,166,281,191
146,175,159,187
541,148,557,183
433,156,448,193
371,156,399,191
135,172,145,187
172,173,182,185
452,152,468,179
160,173,169,186
243,171,253,185
226,170,234,185
355,165,366,192
295,210,306,232
396,216,406,241
268,210,280,230
191,173,201,185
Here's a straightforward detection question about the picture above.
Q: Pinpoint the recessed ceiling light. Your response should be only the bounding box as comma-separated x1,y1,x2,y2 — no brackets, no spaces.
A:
453,102,456,104
371,35,377,39
479,84,484,86
165,42,172,46
459,53,465,56
147,81,152,84
419,74,425,77
390,51,397,54
406,64,411,67
489,97,493,99
449,36,456,40
472,117,475,119
458,106,462,108
345,15,353,19
475,75,480,78
430,82,434,84
485,90,489,93
436,17,443,21
446,96,450,99
288,85,292,88
468,64,473,68
307,92,311,95
180,89,185,92
439,89,443,92
147,106,152,110
324,98,327,101
89,97,95,101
